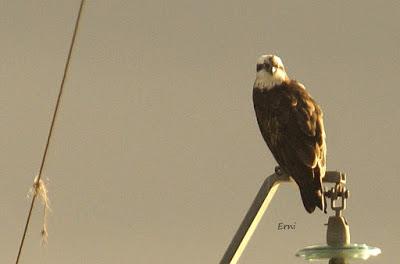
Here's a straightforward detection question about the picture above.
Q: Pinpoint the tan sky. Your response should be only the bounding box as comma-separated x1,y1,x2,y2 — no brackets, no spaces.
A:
1,0,399,263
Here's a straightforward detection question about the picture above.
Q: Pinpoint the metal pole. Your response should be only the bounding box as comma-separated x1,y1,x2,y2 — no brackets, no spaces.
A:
329,258,349,264
220,171,290,264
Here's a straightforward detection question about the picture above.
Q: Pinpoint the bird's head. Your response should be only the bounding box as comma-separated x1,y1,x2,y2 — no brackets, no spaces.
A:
254,54,289,89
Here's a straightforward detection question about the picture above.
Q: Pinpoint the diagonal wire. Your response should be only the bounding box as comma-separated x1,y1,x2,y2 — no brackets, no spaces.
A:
15,0,86,263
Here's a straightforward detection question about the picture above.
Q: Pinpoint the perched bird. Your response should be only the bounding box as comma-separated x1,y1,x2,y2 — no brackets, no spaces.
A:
252,54,327,213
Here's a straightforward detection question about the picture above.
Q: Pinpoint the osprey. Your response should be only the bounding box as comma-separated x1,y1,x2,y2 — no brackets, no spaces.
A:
252,54,327,213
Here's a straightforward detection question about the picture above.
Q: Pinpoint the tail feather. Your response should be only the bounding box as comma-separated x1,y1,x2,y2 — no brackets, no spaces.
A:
298,172,325,213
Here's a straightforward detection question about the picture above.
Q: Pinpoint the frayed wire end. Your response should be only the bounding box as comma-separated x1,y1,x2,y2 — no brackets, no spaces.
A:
28,176,51,245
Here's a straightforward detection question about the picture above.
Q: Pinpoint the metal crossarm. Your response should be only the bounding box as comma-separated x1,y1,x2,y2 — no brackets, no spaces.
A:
220,170,343,264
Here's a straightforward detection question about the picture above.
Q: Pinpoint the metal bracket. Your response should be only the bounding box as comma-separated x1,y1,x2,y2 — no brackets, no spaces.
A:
220,168,345,264
219,167,290,264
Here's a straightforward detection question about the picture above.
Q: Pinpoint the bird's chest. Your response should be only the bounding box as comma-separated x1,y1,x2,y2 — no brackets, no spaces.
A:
254,90,295,142
264,94,292,125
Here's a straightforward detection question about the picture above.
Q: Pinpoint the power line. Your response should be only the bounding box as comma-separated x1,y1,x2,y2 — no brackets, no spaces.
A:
15,0,86,263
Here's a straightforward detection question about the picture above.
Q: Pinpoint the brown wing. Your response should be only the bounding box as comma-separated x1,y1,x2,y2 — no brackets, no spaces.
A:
253,80,326,213
285,82,326,175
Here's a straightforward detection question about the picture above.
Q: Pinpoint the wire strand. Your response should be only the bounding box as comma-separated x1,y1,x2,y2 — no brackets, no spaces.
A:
15,0,86,263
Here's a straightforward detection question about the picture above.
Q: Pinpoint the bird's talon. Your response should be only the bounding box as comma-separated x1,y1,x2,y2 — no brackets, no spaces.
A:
275,166,282,175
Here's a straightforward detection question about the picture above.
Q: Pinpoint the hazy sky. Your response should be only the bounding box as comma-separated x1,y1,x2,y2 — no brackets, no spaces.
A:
1,1,399,263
